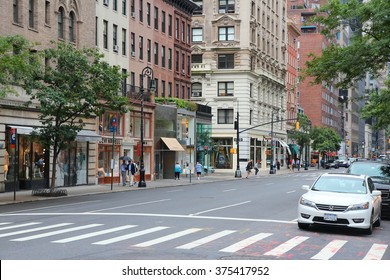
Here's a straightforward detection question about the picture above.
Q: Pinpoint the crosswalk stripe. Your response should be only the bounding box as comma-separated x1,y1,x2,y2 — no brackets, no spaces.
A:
93,226,169,245
11,224,103,241
134,228,202,247
311,240,348,260
363,243,388,260
0,223,72,238
219,233,273,253
0,222,41,231
52,225,137,243
264,236,309,256
0,223,12,226
176,230,236,250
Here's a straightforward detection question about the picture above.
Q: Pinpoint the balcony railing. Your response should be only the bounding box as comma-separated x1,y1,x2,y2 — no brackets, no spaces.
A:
122,84,152,102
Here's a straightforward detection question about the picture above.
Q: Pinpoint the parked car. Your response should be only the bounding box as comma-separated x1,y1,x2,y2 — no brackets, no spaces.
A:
324,160,339,169
346,161,390,217
337,157,351,168
297,173,382,234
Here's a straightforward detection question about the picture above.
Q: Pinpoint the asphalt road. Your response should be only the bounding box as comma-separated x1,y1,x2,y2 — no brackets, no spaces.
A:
0,169,389,260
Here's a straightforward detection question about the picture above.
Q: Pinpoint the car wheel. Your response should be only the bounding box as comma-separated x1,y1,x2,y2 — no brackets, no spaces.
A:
364,213,374,235
298,222,310,230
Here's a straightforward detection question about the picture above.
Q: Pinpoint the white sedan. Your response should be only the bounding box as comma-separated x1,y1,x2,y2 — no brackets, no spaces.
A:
297,173,382,235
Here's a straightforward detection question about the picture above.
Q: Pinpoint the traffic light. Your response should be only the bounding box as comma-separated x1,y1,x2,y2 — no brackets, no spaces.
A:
295,121,300,130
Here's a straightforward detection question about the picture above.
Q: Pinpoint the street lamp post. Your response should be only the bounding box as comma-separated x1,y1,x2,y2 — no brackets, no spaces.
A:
269,109,277,174
138,66,155,188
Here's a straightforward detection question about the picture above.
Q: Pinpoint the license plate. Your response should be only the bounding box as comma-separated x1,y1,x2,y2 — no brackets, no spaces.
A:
324,213,337,221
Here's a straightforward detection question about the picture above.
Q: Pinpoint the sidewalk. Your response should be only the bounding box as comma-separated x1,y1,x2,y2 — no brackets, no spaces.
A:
0,166,307,206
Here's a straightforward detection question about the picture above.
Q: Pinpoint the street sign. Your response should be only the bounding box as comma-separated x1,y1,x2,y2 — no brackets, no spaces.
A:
109,127,117,133
10,128,16,148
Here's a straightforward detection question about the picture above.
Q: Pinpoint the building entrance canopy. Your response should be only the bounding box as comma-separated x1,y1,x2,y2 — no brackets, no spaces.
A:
161,137,185,151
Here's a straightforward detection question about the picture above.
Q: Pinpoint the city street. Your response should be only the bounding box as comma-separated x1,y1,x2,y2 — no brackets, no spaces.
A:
0,169,389,260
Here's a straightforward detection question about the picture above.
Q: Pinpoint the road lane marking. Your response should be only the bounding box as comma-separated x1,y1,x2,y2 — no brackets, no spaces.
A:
311,240,348,260
166,189,184,193
264,236,309,256
0,223,72,238
3,200,102,214
220,232,273,253
363,243,388,260
176,230,236,250
0,212,297,224
134,228,202,247
86,199,171,213
0,222,41,231
189,201,251,216
11,224,103,241
52,225,137,243
93,226,169,245
286,190,296,194
222,189,237,192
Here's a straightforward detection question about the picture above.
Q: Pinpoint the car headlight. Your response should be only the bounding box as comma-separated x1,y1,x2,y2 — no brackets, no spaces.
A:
300,197,316,208
346,202,369,211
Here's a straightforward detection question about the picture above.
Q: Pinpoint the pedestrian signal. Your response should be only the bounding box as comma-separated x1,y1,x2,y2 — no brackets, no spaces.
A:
295,121,300,130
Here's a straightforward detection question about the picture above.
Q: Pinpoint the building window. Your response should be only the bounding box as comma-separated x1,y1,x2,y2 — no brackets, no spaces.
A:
192,0,203,14
218,54,234,69
168,48,172,70
45,1,50,25
131,32,135,54
192,28,203,42
29,0,36,29
175,18,179,39
218,82,234,96
168,82,172,97
113,0,118,11
122,28,127,55
175,50,179,72
146,3,151,26
218,26,235,41
181,21,185,41
103,0,109,6
181,53,185,73
168,14,173,36
162,11,166,33
192,54,202,63
219,0,235,13
161,80,166,97
58,7,65,39
161,45,166,68
139,36,143,59
13,0,20,24
69,12,76,42
192,83,202,97
217,109,234,124
130,0,134,15
113,24,118,52
122,0,127,15
154,6,159,30
95,17,98,46
147,39,151,63
154,42,159,65
139,0,143,22
103,20,108,49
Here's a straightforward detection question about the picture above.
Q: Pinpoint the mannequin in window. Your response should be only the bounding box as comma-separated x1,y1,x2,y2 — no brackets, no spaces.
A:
4,150,9,181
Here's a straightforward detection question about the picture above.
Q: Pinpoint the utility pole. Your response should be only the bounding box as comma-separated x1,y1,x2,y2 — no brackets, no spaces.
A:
234,108,241,178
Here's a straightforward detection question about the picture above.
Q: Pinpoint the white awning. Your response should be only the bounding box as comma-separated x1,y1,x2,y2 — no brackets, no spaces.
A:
161,137,185,151
279,140,291,155
8,126,101,142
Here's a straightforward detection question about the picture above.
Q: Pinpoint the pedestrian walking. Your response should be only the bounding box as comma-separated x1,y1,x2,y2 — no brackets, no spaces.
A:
291,159,296,172
129,160,138,186
276,159,281,170
174,161,182,180
296,159,300,171
254,160,259,175
195,162,203,180
245,160,253,178
120,160,128,186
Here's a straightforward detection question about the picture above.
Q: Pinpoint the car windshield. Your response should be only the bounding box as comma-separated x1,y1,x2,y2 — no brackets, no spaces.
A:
311,177,367,194
349,163,390,178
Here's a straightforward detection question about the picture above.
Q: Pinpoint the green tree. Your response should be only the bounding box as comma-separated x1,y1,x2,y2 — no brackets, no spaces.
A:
288,113,312,160
0,35,40,98
310,126,341,158
304,0,390,88
28,42,128,193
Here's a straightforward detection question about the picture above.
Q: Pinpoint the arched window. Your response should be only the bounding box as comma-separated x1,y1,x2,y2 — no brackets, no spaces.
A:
69,12,75,42
58,7,65,39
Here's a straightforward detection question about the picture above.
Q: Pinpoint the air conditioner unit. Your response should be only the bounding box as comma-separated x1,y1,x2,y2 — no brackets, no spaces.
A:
113,45,119,52
103,0,109,6
192,92,201,97
131,12,136,17
131,51,136,57
182,70,186,75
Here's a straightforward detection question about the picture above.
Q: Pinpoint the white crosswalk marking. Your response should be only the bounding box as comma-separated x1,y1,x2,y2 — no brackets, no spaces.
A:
219,233,273,253
134,228,202,247
93,226,169,245
0,222,40,231
176,230,236,250
264,236,309,256
11,224,103,241
363,243,389,260
0,222,12,226
52,225,137,243
311,240,348,260
0,223,72,238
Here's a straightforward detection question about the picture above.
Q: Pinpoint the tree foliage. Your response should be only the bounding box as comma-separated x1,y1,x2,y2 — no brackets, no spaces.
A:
288,113,312,159
310,126,341,153
27,42,128,191
0,35,40,98
304,0,390,88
